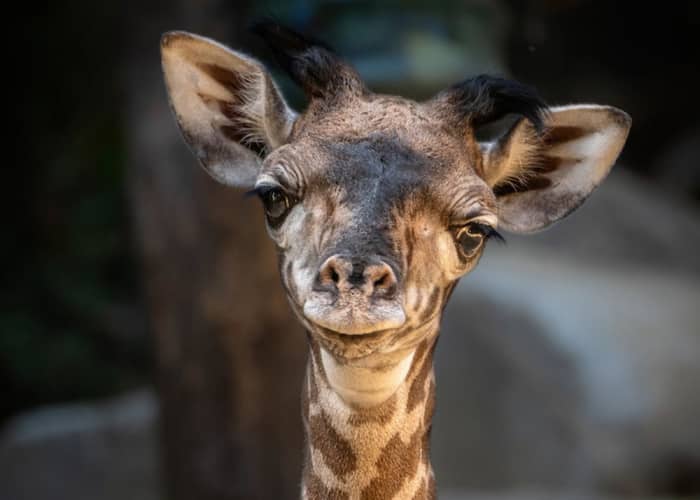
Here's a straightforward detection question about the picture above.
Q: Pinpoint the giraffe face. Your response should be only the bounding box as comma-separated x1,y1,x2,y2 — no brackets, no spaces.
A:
161,24,631,360
256,99,499,358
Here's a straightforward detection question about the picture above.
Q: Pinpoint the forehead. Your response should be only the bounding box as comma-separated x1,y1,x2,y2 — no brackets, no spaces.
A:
268,95,490,209
295,95,464,161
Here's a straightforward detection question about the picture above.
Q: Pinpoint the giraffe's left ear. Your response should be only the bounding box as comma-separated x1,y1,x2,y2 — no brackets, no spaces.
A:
481,105,631,233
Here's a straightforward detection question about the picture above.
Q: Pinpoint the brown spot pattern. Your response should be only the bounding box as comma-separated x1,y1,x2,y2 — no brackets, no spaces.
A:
423,380,436,429
412,481,427,500
304,471,349,500
348,393,397,426
404,225,414,270
407,342,435,413
421,380,436,485
308,358,319,403
301,339,437,499
360,428,423,500
420,287,441,323
309,411,357,478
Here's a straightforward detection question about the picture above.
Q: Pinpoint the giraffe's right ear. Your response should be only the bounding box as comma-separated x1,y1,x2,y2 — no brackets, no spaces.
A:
161,31,297,187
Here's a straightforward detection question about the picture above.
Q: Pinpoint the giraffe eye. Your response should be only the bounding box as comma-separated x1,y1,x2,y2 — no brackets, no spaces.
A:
455,224,485,257
257,187,294,225
454,222,503,258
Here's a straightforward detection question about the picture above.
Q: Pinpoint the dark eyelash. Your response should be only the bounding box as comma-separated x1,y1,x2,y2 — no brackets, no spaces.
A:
245,185,280,199
472,223,506,244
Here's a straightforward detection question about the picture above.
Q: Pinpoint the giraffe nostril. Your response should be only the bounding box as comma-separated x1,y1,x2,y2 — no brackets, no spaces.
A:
373,273,389,290
365,263,397,299
317,255,351,292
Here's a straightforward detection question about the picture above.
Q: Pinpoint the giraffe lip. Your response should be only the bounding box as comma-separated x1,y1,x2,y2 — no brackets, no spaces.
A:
316,325,392,342
302,296,406,337
313,325,395,359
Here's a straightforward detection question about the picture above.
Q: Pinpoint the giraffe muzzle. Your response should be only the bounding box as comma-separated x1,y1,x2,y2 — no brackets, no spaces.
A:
303,255,406,335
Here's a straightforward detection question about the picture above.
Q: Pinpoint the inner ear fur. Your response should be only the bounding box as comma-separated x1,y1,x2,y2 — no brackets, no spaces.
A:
482,104,631,233
161,31,296,187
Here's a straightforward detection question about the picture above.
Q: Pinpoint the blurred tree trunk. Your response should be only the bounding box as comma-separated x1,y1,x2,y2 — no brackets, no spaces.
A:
124,2,305,499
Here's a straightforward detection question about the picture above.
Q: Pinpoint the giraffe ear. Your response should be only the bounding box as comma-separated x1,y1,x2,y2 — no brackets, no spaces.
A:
481,105,631,233
161,31,297,187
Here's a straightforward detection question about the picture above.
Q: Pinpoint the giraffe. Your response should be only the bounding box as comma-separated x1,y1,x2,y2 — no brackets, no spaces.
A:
160,22,630,499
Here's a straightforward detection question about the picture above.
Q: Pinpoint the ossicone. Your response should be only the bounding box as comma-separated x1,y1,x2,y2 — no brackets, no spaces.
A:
250,20,365,101
430,74,549,132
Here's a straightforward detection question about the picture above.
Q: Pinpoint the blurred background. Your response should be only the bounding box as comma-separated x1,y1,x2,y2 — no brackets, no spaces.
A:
4,1,699,499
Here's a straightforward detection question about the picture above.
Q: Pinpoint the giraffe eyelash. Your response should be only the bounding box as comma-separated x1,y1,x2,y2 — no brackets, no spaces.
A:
450,221,506,244
246,184,281,198
473,223,506,244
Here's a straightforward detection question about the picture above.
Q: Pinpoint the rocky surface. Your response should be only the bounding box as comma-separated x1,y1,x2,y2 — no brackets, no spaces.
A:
0,390,160,500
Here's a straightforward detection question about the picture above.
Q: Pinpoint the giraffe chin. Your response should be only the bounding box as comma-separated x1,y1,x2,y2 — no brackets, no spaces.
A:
302,300,405,359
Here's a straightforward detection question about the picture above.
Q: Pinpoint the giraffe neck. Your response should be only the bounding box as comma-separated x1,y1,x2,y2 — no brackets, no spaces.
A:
301,334,438,500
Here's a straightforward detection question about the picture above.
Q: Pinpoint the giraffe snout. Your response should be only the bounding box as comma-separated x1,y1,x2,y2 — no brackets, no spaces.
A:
316,255,398,300
304,255,405,336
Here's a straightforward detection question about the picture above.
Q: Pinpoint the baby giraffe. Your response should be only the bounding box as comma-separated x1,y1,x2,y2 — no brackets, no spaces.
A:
161,22,630,500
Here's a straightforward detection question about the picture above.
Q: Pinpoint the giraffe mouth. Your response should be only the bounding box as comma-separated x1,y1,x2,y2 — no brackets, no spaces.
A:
317,325,392,343
302,293,406,336
313,325,396,359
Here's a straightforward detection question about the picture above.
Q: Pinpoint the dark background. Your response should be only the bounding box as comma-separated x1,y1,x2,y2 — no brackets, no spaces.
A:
4,1,699,499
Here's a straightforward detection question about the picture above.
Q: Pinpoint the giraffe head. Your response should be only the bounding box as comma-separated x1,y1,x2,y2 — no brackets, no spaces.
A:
161,23,630,361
